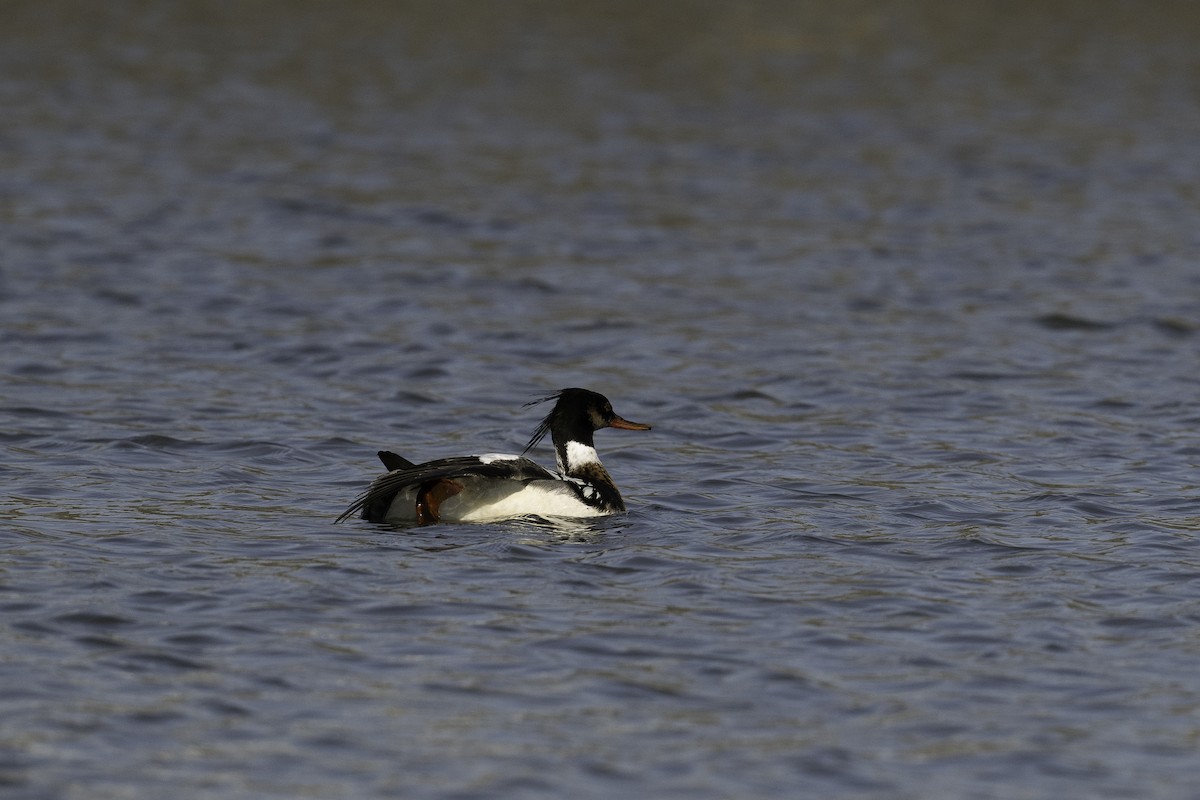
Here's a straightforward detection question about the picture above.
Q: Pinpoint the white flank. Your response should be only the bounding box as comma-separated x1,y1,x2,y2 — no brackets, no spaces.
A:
382,478,607,524
455,483,605,522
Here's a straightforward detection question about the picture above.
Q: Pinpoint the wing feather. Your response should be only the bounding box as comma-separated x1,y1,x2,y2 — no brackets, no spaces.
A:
335,455,557,523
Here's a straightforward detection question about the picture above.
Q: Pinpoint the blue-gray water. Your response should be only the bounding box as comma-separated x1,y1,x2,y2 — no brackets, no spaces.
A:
4,3,1200,798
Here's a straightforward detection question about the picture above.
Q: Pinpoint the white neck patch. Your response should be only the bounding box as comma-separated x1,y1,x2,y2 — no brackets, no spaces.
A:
563,440,600,471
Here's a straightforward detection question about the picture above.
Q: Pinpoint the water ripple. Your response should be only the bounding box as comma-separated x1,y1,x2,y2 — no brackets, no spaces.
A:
4,4,1200,798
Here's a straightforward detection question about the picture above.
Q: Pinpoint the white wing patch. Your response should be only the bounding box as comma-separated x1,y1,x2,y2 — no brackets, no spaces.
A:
477,453,521,465
563,475,600,502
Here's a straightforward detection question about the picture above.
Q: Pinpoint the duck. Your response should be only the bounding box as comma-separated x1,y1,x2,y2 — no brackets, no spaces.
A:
335,388,651,525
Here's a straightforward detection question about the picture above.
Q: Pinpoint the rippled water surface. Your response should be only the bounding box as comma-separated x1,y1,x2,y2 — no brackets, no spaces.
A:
4,3,1200,798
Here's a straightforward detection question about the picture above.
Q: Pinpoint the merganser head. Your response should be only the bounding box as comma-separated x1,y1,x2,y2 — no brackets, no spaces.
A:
522,388,651,474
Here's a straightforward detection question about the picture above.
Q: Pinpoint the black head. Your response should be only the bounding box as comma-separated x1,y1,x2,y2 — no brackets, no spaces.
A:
522,388,651,454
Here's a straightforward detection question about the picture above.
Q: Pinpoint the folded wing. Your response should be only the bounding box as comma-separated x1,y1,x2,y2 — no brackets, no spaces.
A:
336,455,557,523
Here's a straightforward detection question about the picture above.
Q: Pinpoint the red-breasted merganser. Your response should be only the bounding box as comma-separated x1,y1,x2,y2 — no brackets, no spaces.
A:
336,388,651,525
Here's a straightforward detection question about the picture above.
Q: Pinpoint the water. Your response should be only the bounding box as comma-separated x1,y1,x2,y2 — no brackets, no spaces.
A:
3,2,1200,797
